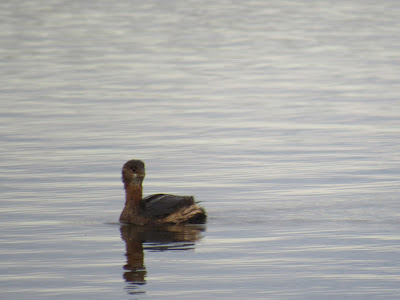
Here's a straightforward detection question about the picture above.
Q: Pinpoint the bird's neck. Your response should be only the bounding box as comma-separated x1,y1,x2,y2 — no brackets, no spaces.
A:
124,183,143,211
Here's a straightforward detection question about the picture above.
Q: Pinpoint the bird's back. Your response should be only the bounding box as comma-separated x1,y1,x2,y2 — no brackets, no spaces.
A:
143,193,196,218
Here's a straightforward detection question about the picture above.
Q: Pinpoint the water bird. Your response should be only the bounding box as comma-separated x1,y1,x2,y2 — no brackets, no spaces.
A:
120,159,206,225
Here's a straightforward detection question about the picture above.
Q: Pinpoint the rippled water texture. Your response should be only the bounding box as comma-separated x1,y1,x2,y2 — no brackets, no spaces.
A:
1,0,400,299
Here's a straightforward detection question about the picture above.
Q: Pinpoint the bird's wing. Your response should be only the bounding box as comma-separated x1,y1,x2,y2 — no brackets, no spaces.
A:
143,194,195,217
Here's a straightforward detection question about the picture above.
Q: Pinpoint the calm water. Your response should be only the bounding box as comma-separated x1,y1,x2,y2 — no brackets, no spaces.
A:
1,0,400,299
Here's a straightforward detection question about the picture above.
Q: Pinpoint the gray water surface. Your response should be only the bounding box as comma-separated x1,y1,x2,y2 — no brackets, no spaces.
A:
1,1,400,299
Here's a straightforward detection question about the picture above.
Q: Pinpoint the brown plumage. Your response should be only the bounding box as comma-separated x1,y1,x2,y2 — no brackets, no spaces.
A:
119,160,206,225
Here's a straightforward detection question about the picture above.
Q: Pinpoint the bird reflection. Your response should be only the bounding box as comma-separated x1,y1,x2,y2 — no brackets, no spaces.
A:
120,224,205,294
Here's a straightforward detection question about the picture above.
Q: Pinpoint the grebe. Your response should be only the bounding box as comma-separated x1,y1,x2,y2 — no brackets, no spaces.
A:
119,159,206,225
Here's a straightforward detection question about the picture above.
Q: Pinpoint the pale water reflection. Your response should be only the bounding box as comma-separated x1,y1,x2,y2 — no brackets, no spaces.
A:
1,0,400,299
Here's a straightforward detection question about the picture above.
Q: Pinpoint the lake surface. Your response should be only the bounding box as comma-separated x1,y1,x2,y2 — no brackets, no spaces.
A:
1,0,400,299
